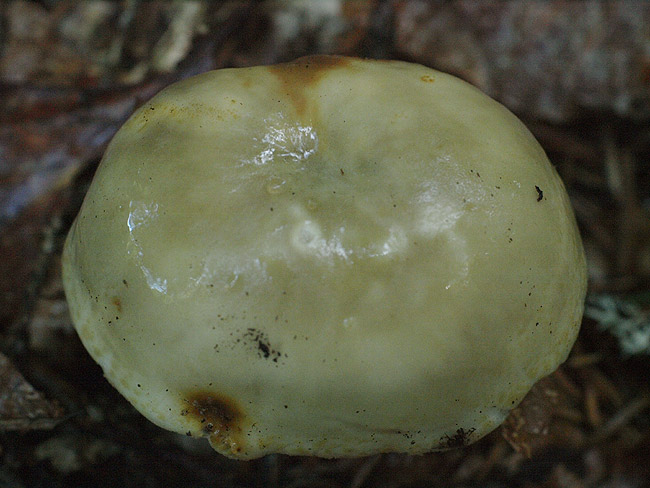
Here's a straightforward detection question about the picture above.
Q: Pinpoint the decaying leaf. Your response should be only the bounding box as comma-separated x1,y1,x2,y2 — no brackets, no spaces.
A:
0,352,63,431
501,375,559,457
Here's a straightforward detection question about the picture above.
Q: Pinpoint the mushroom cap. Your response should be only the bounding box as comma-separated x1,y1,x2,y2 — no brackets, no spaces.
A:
62,56,587,459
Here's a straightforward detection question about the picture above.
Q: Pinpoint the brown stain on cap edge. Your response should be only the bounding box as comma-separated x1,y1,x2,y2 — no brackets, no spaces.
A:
182,391,244,455
268,55,352,117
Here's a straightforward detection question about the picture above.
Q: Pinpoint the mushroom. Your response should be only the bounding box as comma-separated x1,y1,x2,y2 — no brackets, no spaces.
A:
62,55,587,459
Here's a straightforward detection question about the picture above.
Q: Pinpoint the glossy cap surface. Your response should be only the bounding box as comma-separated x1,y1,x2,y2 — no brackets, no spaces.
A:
63,56,587,458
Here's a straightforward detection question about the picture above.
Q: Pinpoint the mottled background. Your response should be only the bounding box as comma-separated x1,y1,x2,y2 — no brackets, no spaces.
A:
1,1,650,487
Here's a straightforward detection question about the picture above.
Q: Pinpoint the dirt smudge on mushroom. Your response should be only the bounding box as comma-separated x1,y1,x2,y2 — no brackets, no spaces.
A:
268,55,351,117
111,296,122,313
437,427,476,449
242,328,284,362
182,391,245,454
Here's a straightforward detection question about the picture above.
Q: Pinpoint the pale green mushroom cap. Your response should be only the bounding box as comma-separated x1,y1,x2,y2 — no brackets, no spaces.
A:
62,56,587,459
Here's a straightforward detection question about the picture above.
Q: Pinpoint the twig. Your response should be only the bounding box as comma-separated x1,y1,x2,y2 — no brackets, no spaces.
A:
589,392,650,445
349,454,382,488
